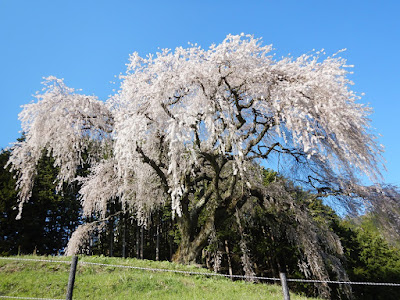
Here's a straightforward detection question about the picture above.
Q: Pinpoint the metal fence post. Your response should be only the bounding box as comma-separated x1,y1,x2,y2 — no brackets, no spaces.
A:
279,272,291,300
66,256,78,300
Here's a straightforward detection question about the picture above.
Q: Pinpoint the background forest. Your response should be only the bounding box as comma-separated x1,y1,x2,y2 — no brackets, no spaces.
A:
2,147,400,300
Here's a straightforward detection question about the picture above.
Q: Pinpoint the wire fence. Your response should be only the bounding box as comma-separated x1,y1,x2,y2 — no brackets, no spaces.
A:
0,296,63,300
1,256,400,300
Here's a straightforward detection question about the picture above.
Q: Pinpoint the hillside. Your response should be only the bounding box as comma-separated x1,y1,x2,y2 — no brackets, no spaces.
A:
0,255,318,300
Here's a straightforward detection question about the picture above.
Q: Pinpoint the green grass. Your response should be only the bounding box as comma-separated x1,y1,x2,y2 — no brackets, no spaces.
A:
0,255,318,300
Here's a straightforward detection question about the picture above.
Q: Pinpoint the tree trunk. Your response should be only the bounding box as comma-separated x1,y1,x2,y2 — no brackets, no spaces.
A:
156,223,160,261
169,226,173,261
122,215,126,258
225,240,233,279
173,216,196,264
173,213,215,264
140,226,144,259
136,225,140,258
109,216,114,257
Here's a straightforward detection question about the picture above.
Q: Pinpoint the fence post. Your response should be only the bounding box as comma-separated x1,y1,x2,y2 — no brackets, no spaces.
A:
66,256,78,300
279,272,290,300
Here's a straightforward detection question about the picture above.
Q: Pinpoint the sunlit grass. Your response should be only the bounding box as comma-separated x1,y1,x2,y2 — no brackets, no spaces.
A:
0,255,318,300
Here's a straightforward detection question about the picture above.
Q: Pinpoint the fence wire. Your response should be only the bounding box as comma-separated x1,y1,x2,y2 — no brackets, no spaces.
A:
2,256,400,287
0,296,63,300
78,260,280,281
0,257,70,264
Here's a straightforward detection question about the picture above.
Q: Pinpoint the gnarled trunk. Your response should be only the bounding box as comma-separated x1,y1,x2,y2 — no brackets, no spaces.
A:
173,212,215,264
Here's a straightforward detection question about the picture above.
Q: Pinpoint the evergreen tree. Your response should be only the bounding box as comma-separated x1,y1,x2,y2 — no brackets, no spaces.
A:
0,150,19,255
339,216,400,300
0,149,80,255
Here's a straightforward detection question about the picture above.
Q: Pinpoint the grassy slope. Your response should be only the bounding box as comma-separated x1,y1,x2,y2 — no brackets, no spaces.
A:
0,255,318,300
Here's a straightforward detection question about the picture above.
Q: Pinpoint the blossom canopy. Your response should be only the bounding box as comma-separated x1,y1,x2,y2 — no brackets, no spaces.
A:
8,34,383,220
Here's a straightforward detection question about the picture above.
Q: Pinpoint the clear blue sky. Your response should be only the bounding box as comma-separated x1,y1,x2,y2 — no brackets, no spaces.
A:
1,0,399,186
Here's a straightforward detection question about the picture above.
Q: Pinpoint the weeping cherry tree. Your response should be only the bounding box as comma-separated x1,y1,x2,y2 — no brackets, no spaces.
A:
8,35,396,287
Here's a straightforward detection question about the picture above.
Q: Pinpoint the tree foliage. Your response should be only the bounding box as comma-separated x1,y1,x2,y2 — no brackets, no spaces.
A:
338,215,400,300
0,149,80,255
6,34,399,298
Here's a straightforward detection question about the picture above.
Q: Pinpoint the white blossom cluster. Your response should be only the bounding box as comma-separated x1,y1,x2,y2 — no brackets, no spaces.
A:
7,34,384,253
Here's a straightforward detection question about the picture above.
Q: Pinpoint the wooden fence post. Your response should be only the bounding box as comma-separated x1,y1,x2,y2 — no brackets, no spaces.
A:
66,256,78,300
279,272,291,300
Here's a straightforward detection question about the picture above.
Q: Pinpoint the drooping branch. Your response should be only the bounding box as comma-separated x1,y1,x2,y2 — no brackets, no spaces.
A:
135,144,169,195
